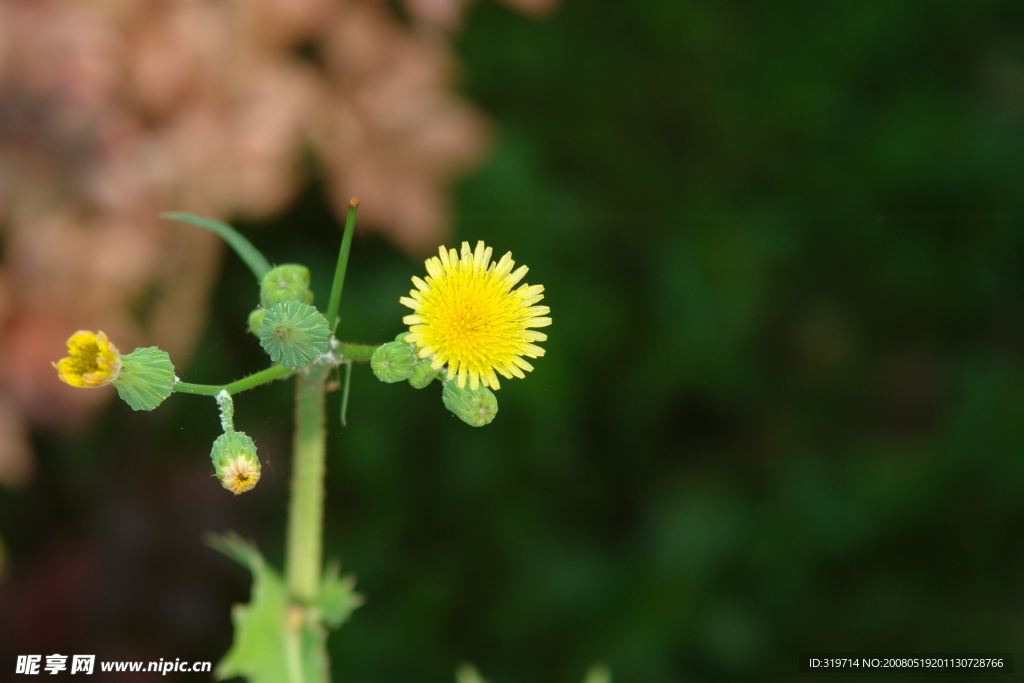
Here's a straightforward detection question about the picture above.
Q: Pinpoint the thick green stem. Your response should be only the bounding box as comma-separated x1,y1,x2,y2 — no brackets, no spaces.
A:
286,363,331,604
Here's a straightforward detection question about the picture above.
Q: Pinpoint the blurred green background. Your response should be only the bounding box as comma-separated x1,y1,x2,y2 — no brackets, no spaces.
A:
5,0,1024,681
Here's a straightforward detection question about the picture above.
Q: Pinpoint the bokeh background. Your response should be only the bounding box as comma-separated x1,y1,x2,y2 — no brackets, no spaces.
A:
3,0,1024,681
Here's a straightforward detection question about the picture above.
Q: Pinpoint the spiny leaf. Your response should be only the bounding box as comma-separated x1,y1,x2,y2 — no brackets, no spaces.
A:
208,534,329,683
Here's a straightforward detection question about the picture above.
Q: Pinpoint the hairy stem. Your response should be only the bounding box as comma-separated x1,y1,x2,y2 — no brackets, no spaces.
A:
173,365,294,396
334,342,377,363
286,363,331,604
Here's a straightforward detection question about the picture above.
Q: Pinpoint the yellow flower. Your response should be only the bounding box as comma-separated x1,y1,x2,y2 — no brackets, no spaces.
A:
53,331,122,388
401,241,551,390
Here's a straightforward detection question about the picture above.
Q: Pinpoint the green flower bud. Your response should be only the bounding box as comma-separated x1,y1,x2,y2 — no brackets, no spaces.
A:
394,331,413,344
442,381,498,427
247,308,266,337
112,346,176,411
407,358,439,389
260,264,314,308
370,341,417,383
210,431,261,494
259,300,331,367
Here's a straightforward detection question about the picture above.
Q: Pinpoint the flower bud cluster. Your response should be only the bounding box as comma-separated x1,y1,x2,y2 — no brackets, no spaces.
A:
371,332,495,426
248,264,316,336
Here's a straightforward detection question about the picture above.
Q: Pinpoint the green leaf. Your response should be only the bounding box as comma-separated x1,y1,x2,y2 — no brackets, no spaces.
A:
456,664,489,683
319,561,362,629
209,534,329,683
582,665,612,683
259,301,331,367
162,212,272,281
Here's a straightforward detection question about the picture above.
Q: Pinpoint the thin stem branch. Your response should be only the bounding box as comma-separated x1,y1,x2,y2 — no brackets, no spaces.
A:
340,362,353,427
174,365,294,396
326,199,359,333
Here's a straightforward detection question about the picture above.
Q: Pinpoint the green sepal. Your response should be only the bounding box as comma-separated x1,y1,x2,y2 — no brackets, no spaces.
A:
210,431,259,476
320,561,362,629
370,342,417,383
248,308,266,337
112,346,175,411
407,358,439,389
261,264,314,308
259,301,331,367
442,381,498,427
209,534,329,683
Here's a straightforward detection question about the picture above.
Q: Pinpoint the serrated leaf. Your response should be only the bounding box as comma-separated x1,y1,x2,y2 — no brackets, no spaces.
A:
320,561,362,629
209,534,329,683
259,301,331,367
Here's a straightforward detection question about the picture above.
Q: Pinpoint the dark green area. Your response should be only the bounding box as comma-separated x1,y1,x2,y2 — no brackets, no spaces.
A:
5,1,1024,681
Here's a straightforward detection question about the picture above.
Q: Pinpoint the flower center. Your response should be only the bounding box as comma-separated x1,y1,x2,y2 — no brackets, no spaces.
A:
68,341,102,375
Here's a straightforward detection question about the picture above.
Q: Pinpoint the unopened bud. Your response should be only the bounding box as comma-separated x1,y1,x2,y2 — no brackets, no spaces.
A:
260,264,314,308
442,381,498,427
407,358,439,389
371,342,416,383
247,308,266,337
211,431,261,494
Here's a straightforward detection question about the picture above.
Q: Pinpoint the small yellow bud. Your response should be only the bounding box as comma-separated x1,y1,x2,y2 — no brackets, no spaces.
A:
53,331,122,388
211,431,262,494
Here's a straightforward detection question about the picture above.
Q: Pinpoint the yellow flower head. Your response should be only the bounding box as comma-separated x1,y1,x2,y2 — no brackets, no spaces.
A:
219,454,261,495
400,241,551,390
54,331,122,388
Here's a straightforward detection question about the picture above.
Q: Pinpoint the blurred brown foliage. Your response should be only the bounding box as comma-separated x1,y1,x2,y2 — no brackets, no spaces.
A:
0,0,554,486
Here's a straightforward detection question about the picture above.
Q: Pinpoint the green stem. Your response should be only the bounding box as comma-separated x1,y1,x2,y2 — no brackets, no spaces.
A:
326,199,359,333
340,362,353,427
335,342,377,363
174,365,294,396
286,363,331,604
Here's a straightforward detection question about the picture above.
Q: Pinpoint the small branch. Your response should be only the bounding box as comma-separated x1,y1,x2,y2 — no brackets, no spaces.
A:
326,198,359,333
173,365,294,396
340,362,353,427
